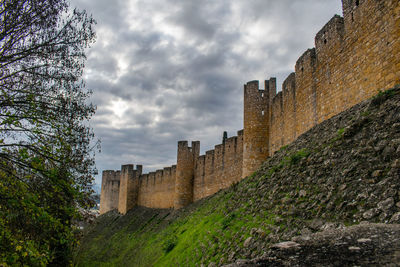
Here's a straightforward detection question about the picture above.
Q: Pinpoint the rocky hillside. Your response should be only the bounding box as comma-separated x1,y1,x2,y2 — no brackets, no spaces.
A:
226,223,400,266
74,86,400,266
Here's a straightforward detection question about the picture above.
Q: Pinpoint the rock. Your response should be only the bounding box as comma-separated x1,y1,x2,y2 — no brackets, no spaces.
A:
390,212,400,223
348,246,361,251
271,241,300,249
292,234,311,242
255,229,266,239
377,197,394,211
382,146,395,160
228,252,236,262
308,219,324,231
384,188,397,197
363,209,377,219
223,224,400,267
243,237,253,248
299,190,307,198
321,222,336,231
357,238,372,243
300,227,312,236
392,159,400,168
372,170,383,177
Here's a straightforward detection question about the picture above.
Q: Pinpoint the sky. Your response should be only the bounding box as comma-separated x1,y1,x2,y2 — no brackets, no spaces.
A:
68,0,343,190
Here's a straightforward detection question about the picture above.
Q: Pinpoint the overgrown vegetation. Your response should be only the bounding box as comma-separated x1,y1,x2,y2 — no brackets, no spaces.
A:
74,190,280,267
0,0,96,265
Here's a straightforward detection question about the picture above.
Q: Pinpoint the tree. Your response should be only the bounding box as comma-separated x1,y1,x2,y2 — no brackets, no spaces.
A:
0,0,97,265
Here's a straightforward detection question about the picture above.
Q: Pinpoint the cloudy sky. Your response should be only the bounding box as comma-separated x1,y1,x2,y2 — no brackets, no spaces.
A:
69,0,342,189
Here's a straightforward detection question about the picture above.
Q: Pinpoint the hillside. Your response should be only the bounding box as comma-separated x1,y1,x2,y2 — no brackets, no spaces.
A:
74,86,400,266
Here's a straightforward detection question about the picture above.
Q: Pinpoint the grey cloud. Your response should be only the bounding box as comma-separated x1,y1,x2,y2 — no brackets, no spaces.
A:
69,0,342,187
70,0,127,29
86,52,119,78
166,0,231,40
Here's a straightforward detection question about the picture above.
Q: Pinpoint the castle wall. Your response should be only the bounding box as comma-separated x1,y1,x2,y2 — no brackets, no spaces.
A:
282,73,297,145
261,0,400,159
224,132,243,185
193,155,206,200
100,0,400,214
174,141,199,209
118,164,139,214
136,165,176,209
294,49,318,137
340,0,400,100
203,149,215,198
99,170,120,214
269,92,284,154
314,15,345,123
193,131,243,201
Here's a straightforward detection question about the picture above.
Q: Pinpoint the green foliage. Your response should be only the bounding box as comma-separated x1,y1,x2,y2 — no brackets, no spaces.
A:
361,111,370,117
265,148,311,178
278,145,289,152
371,88,398,106
337,128,345,137
282,149,311,166
221,213,236,230
288,149,310,165
0,0,97,265
162,236,177,254
330,128,346,144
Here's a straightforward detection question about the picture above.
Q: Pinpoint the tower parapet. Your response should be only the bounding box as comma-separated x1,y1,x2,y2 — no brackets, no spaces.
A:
174,141,200,209
118,164,142,214
242,80,271,177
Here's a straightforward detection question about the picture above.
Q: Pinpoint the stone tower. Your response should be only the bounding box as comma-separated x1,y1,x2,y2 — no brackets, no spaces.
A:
118,164,142,214
99,170,121,214
174,141,200,209
242,79,275,178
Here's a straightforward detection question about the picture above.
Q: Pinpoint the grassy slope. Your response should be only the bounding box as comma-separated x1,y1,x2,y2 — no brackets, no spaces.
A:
75,87,400,266
74,189,279,266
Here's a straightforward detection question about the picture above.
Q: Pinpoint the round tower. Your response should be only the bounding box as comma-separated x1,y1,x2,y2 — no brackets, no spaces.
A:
242,79,272,178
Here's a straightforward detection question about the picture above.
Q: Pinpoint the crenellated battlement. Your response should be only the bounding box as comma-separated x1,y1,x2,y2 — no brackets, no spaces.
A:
100,0,400,214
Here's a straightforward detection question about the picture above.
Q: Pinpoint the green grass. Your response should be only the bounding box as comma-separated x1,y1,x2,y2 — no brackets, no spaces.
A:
74,186,281,267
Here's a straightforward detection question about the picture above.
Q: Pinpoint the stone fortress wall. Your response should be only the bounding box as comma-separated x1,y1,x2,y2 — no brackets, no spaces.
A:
100,0,400,214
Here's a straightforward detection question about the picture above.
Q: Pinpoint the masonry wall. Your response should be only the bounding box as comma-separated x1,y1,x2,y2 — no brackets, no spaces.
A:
100,0,400,214
137,165,176,209
282,73,297,145
99,170,120,214
242,81,270,178
270,92,284,153
193,131,243,201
